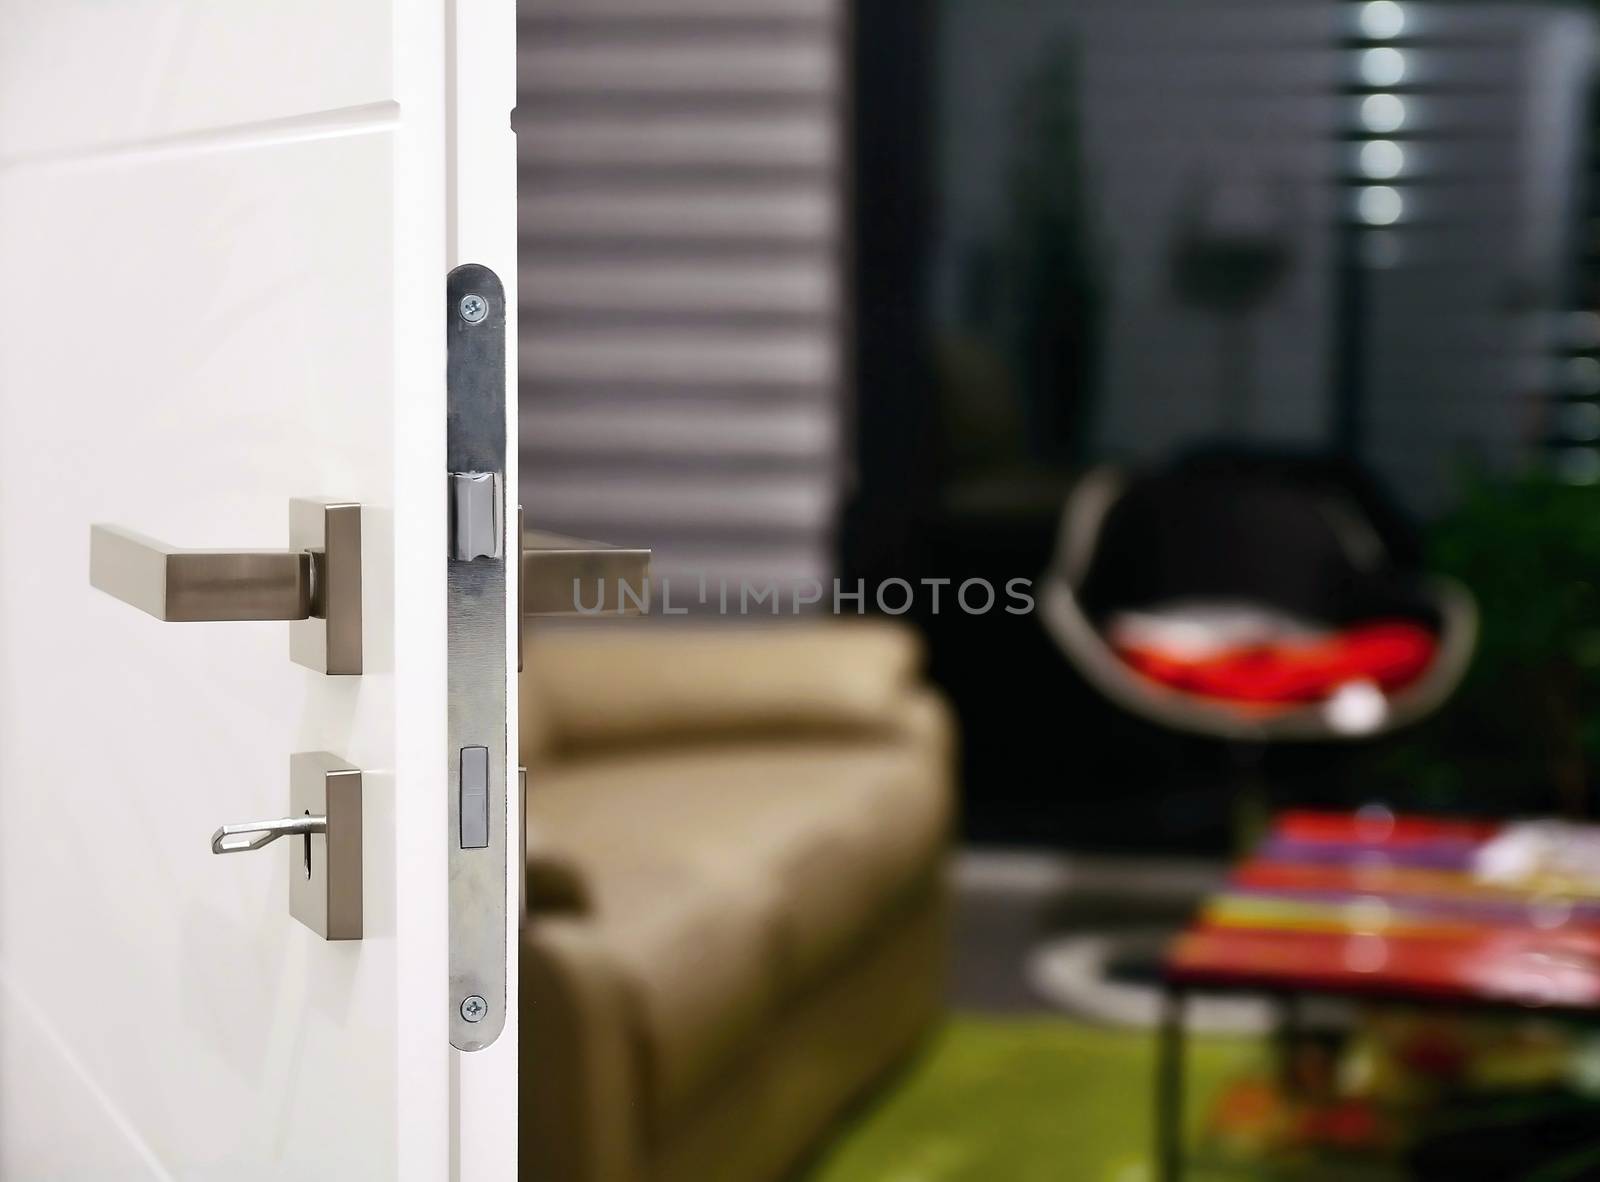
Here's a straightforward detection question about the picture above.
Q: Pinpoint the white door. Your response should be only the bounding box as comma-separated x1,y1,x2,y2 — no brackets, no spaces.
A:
0,2,518,1179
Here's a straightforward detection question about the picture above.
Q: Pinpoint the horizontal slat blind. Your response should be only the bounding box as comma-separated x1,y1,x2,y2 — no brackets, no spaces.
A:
517,0,845,598
1352,4,1594,509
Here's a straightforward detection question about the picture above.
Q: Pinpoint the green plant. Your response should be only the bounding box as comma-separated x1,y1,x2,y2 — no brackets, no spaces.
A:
1370,469,1600,817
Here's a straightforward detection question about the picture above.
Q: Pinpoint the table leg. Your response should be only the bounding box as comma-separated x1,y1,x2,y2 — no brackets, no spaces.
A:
1156,985,1187,1182
1275,992,1302,1097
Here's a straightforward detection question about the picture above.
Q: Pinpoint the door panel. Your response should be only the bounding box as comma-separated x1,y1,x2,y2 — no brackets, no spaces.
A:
0,2,514,1178
0,3,393,160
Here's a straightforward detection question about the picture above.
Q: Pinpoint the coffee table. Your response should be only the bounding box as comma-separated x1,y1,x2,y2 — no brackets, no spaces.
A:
1158,810,1600,1180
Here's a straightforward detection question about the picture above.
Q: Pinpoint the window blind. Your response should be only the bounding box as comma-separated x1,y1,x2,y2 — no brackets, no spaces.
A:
516,0,847,598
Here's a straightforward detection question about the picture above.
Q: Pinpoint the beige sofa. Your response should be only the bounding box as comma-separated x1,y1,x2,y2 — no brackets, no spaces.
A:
519,620,955,1181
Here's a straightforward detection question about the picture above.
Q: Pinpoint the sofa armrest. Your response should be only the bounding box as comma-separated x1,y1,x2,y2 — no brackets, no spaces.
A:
522,919,643,1182
521,619,927,759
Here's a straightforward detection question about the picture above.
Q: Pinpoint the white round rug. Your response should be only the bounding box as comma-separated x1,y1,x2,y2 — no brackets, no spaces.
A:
1026,928,1274,1034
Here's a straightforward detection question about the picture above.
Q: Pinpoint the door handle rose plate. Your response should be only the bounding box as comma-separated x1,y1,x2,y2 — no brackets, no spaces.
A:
211,752,362,941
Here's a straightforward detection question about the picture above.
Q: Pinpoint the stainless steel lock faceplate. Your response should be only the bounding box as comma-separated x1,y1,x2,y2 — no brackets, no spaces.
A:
446,263,509,1051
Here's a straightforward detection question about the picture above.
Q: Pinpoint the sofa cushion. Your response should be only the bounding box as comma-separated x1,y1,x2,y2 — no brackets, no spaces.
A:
524,707,951,1130
548,856,785,1139
521,619,926,759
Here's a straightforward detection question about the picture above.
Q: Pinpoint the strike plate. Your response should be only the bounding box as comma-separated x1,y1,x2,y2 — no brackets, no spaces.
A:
447,263,510,1051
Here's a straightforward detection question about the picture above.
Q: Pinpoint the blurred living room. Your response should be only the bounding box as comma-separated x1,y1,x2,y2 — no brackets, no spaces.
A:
514,0,1600,1179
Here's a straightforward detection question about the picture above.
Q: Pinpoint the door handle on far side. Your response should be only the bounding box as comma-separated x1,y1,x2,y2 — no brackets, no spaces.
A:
88,498,363,674
521,528,652,617
516,507,653,673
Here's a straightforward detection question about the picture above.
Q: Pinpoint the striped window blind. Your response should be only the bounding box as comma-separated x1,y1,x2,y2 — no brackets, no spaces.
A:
516,0,847,597
1344,2,1596,509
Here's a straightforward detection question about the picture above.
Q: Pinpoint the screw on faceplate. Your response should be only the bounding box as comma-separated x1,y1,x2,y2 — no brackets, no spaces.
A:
458,294,488,324
461,995,488,1023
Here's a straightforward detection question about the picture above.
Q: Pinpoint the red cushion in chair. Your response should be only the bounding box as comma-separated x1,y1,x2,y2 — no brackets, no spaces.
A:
1113,621,1438,704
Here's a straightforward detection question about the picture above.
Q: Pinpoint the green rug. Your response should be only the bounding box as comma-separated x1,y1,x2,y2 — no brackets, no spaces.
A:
804,1016,1259,1182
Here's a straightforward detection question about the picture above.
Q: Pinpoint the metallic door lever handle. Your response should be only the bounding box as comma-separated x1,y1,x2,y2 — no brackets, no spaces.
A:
519,504,651,619
88,499,363,674
517,508,653,673
522,529,653,616
211,814,326,855
91,525,313,622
